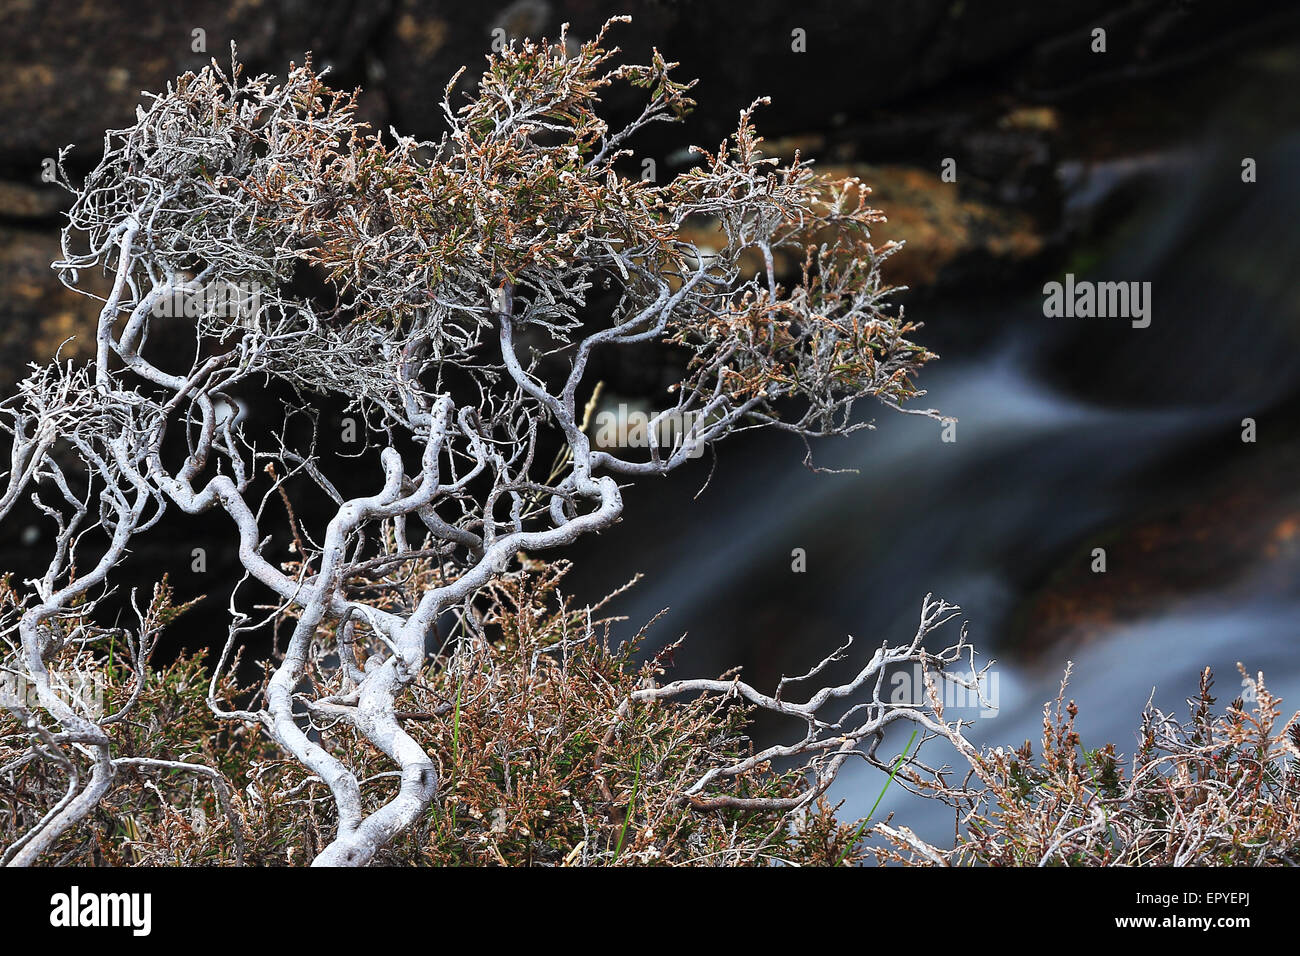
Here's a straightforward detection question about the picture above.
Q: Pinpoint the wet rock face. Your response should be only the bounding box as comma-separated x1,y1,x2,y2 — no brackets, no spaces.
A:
373,1,1119,148
673,161,1048,294
5,1,1258,178
14,13,1282,189
0,0,389,164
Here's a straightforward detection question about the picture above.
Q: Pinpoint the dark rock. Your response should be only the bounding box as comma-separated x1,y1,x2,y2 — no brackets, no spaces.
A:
0,0,389,168
0,226,99,391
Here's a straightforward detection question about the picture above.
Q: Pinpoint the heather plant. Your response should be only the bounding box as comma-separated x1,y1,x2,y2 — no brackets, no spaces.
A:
1,562,892,866
869,665,1300,867
6,556,1292,867
0,18,958,866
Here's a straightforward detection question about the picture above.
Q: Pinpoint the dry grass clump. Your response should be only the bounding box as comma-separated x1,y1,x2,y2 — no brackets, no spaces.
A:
872,665,1300,867
7,562,1297,866
1,563,866,866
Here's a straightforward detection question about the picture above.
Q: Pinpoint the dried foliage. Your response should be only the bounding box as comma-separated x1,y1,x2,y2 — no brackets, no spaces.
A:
5,558,1294,867
870,665,1300,867
1,562,883,866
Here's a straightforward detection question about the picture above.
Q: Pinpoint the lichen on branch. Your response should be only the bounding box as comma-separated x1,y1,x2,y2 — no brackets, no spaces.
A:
2,17,946,866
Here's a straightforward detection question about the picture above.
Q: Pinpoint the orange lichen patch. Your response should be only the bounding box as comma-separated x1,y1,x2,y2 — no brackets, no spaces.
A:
34,310,97,361
1272,515,1300,541
11,63,57,92
821,164,1044,287
998,105,1060,132
0,228,100,389
677,164,1044,291
394,12,448,57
